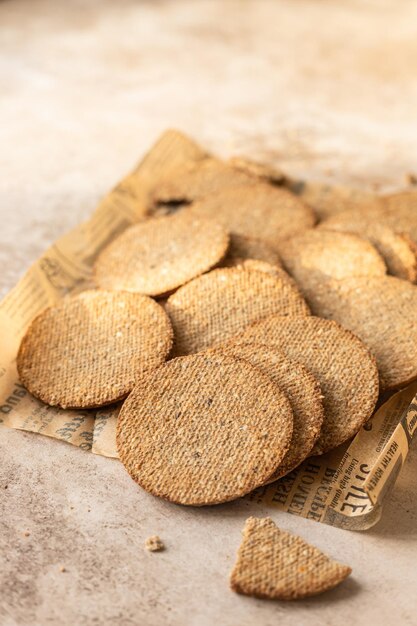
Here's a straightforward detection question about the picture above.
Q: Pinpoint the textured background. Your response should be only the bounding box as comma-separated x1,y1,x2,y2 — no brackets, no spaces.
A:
1,1,417,624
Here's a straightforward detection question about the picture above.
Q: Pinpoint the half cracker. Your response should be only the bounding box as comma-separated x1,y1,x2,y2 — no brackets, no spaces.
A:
165,267,310,356
230,517,351,600
241,315,379,454
17,290,173,409
116,353,293,506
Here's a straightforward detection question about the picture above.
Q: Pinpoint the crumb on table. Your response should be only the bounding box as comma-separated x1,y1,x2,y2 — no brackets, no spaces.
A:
145,535,165,552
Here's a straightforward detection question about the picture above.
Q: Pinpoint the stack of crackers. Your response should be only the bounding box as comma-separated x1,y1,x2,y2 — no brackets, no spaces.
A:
16,131,417,598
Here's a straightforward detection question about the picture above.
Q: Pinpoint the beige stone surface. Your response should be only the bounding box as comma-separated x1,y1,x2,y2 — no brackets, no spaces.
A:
1,1,417,624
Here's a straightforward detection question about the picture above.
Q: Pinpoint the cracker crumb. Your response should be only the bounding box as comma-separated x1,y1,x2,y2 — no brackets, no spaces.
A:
145,535,165,552
59,566,66,573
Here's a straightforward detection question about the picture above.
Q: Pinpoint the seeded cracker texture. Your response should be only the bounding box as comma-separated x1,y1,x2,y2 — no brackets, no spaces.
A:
242,315,379,455
187,183,315,248
319,214,417,283
17,290,173,409
165,267,310,356
210,342,324,480
116,353,294,506
94,212,229,296
279,229,386,300
230,517,351,600
221,234,282,269
377,190,417,241
306,275,417,390
231,260,301,292
151,157,257,204
211,342,324,483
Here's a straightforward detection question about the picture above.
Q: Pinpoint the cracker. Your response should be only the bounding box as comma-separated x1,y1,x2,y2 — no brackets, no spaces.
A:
230,260,300,292
188,183,315,248
319,217,417,283
306,276,417,390
152,157,257,205
116,353,294,506
17,290,173,409
210,343,324,479
94,212,229,296
370,191,417,247
279,230,386,298
227,156,287,185
221,234,282,268
165,268,310,356
230,517,351,600
241,315,379,454
290,180,375,221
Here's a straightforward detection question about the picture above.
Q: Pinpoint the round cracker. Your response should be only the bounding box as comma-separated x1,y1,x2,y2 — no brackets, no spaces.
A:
279,229,386,292
241,315,379,455
369,191,417,250
290,180,376,221
210,342,324,479
17,290,173,409
94,212,229,296
116,353,294,506
221,234,282,268
165,267,310,356
320,214,417,283
187,183,315,248
306,275,417,390
152,157,257,205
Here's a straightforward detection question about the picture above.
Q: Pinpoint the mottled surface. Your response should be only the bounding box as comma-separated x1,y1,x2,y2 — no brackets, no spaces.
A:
1,0,417,624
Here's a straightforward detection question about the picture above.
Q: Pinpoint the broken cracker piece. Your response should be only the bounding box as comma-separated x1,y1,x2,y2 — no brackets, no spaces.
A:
230,517,351,600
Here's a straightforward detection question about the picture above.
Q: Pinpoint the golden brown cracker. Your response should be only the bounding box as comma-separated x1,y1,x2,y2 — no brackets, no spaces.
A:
210,342,324,479
94,212,229,296
320,209,417,283
17,290,173,409
230,517,351,600
306,275,417,390
165,267,310,356
279,229,386,296
188,183,315,248
242,315,379,454
116,353,294,506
